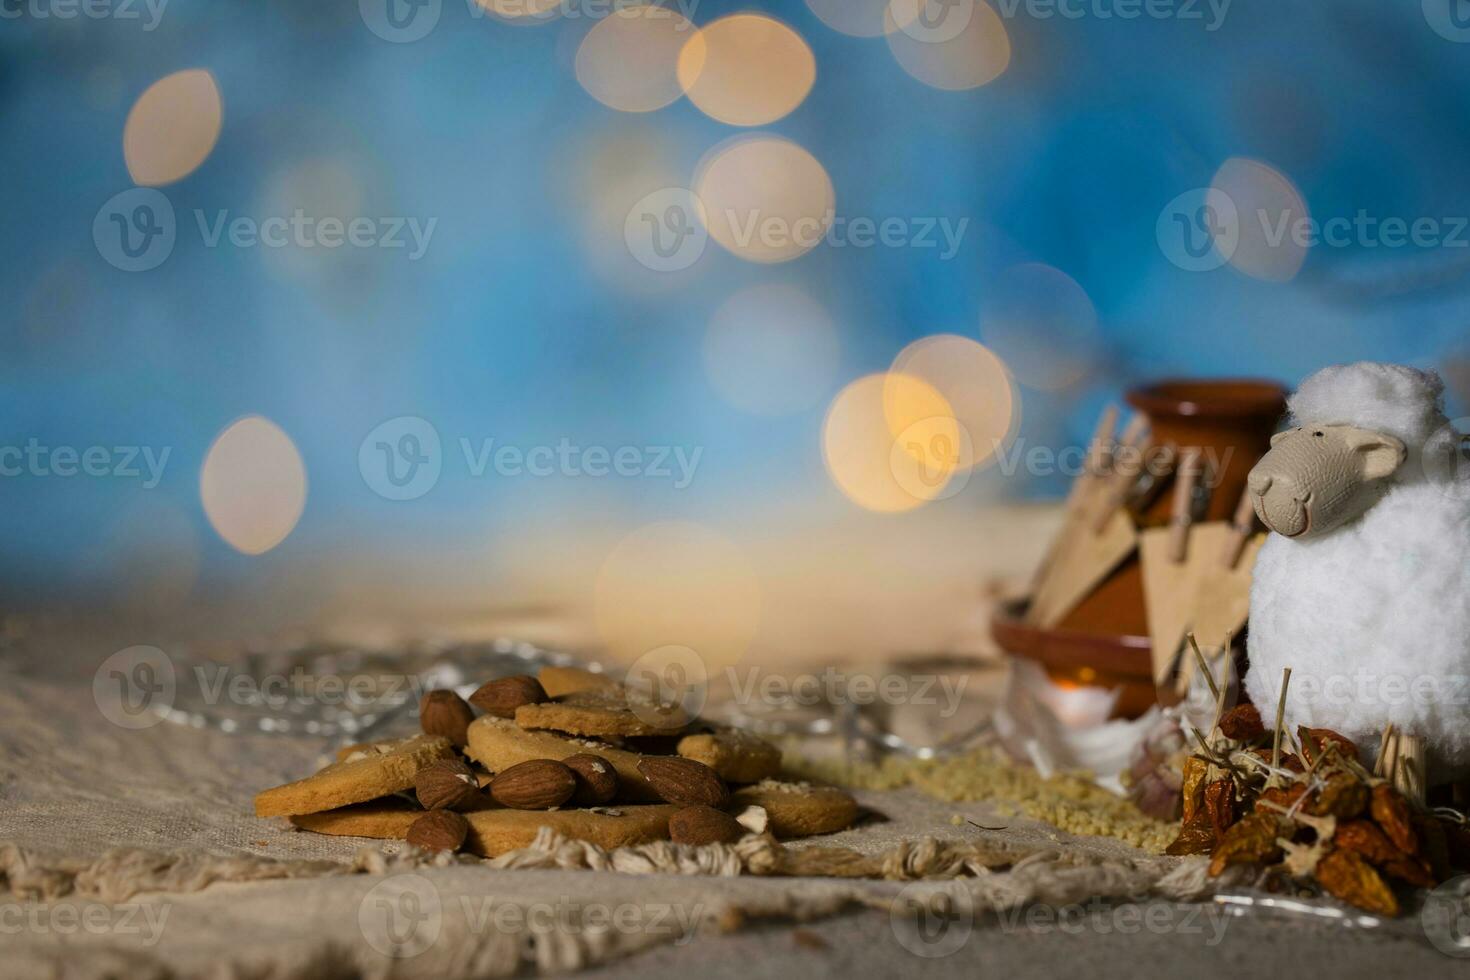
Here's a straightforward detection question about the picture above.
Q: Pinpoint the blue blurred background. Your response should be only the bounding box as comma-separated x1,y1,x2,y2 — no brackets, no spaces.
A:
3,0,1468,652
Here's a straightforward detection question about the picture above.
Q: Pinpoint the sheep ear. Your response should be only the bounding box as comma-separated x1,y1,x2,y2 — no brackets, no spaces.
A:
1345,430,1406,480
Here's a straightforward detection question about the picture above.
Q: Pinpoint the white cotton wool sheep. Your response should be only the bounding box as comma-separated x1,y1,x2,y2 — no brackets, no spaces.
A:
1244,362,1470,781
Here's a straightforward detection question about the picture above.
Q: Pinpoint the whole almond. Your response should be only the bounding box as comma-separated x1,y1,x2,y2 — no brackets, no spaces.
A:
407,809,468,852
414,759,482,811
669,805,744,845
637,757,729,808
563,753,619,805
420,690,476,747
490,759,577,810
469,675,548,718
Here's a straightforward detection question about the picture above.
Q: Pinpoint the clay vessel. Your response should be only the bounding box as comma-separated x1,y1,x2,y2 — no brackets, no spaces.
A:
994,378,1285,716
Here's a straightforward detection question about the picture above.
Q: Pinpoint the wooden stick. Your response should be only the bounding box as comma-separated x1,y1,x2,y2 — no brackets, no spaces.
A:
1269,667,1292,787
1116,412,1149,452
1208,661,1231,741
1090,416,1151,533
1376,724,1426,804
1400,734,1427,804
1374,723,1396,779
1060,407,1118,518
1083,406,1119,479
1031,406,1119,591
1186,632,1219,702
1168,449,1202,562
1220,484,1259,568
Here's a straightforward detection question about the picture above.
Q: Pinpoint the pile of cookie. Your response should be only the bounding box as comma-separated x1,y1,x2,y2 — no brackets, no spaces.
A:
255,665,858,856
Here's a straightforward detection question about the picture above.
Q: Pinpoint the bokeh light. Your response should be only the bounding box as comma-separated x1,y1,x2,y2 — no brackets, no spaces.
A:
805,0,894,37
694,135,835,264
823,373,961,512
887,335,1016,471
703,283,840,416
979,264,1101,391
200,416,308,556
123,69,223,186
472,0,562,24
594,521,761,669
884,0,1011,91
1211,157,1310,282
677,14,816,126
575,4,696,113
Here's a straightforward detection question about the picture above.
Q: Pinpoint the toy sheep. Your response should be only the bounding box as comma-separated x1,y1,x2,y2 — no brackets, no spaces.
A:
1245,362,1470,792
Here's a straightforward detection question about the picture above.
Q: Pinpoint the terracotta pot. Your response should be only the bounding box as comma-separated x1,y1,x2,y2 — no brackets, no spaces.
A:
991,599,1157,718
1125,379,1289,523
995,378,1286,716
1059,379,1286,640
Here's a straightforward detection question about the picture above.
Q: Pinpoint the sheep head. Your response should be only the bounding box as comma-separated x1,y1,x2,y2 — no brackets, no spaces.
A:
1247,424,1406,538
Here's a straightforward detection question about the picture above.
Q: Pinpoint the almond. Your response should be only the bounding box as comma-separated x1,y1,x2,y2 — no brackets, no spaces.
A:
669,805,744,845
420,690,475,747
414,759,482,811
406,809,468,852
489,759,577,810
637,757,729,808
469,675,547,718
563,753,619,806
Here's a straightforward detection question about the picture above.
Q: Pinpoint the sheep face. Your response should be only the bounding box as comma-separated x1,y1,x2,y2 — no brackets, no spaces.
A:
1247,424,1406,538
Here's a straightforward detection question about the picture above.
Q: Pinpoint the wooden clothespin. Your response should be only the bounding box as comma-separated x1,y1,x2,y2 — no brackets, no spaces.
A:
1028,406,1118,594
1142,449,1206,685
1219,482,1259,569
1173,483,1265,695
1026,409,1142,627
1167,450,1203,562
1089,414,1151,534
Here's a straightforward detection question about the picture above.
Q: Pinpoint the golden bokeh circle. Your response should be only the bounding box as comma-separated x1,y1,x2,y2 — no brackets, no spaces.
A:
884,1,1010,91
575,4,697,113
123,69,223,186
888,414,974,502
887,335,1016,472
805,0,894,37
200,416,307,555
823,373,960,512
677,14,816,126
1210,157,1310,282
472,0,562,23
693,136,835,264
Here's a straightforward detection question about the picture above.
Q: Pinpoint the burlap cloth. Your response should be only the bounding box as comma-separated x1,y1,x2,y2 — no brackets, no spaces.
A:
0,630,1456,979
